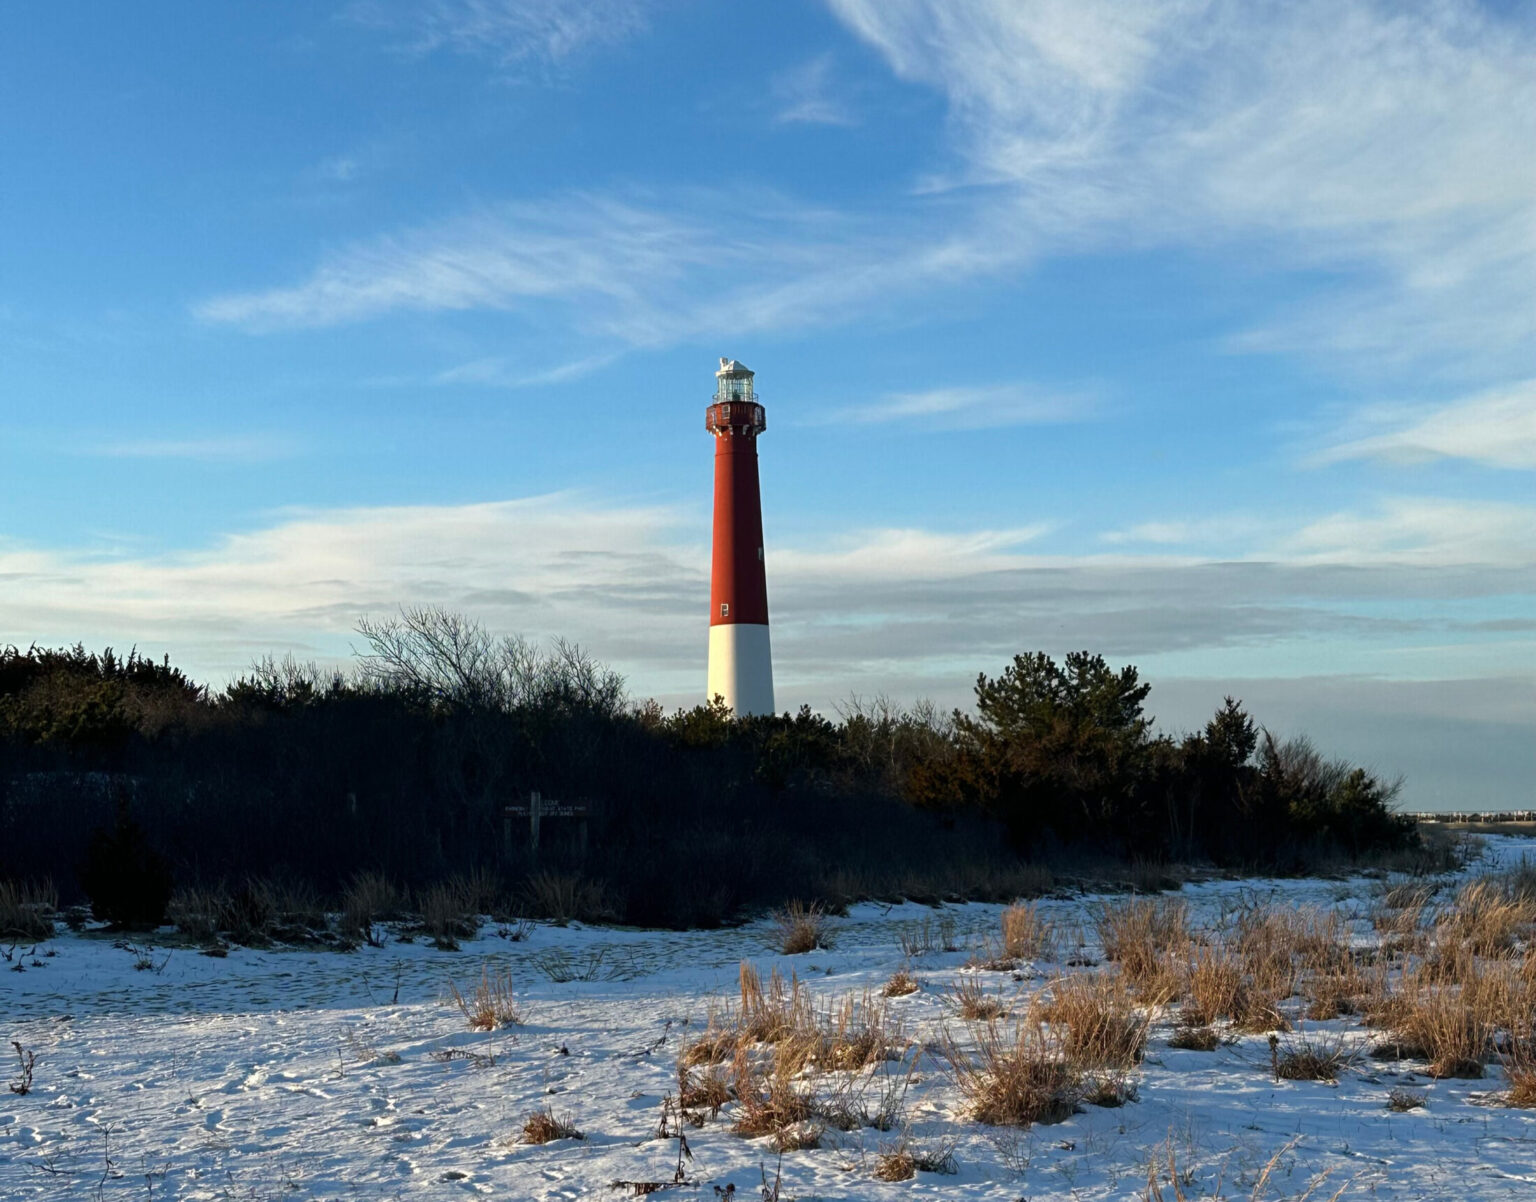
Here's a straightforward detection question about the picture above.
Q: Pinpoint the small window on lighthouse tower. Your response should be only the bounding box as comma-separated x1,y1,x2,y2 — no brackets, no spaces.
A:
720,602,729,617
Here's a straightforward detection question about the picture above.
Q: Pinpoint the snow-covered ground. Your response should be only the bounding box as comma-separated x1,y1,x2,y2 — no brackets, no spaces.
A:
4,838,1534,1201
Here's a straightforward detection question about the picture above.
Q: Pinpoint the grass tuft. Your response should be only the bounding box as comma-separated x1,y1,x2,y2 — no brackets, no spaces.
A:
448,965,522,1030
520,1107,582,1144
774,901,833,955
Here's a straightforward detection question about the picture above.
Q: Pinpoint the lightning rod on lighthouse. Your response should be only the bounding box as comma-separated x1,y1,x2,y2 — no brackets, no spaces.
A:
706,357,775,716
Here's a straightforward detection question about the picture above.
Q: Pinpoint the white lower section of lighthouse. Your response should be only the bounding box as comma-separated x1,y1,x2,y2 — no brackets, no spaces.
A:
707,624,775,717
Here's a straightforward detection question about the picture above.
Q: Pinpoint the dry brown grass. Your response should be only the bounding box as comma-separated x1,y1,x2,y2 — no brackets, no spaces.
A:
340,871,401,938
1038,973,1148,1070
873,1135,958,1180
1384,982,1490,1078
1144,1136,1348,1201
687,963,903,1094
1271,1029,1358,1082
1502,1047,1536,1107
730,1044,815,1137
873,1147,916,1181
421,880,476,949
817,990,905,1070
1303,956,1365,1021
1184,944,1244,1026
1168,1025,1221,1052
944,1020,1079,1127
448,965,522,1030
0,879,55,942
521,1107,582,1144
774,900,833,954
882,967,919,997
1001,902,1056,960
949,977,1007,1021
1435,878,1536,958
1094,898,1190,994
678,1063,732,1115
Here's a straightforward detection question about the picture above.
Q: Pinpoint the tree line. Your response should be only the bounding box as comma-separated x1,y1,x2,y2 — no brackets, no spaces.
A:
0,608,1415,929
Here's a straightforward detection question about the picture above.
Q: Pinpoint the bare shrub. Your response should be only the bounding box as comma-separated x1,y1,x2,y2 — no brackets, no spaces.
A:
774,900,832,954
1040,973,1148,1069
1002,902,1056,960
9,1041,35,1095
1386,1087,1425,1112
521,1107,582,1144
882,967,919,997
944,1021,1079,1126
1094,898,1189,991
949,977,1007,1021
448,965,522,1030
0,880,57,942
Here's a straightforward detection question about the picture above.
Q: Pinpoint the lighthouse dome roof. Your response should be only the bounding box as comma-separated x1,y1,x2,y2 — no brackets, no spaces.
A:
716,357,753,377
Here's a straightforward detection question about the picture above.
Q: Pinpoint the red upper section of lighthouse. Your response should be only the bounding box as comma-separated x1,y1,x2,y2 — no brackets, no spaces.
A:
708,359,769,628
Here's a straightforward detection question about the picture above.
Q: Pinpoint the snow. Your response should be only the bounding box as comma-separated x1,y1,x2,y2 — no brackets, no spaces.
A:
3,839,1535,1200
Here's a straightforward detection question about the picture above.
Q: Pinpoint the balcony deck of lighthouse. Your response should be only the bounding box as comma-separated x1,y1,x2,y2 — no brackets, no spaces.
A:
706,358,775,716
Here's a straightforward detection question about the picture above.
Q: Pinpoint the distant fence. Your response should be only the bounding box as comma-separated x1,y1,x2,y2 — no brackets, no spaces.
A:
1405,811,1536,823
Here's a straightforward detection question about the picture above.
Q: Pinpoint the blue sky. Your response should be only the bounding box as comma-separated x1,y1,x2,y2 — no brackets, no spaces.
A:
2,1,1532,808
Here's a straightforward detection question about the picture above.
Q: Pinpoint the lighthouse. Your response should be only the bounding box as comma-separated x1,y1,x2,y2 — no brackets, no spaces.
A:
706,357,775,716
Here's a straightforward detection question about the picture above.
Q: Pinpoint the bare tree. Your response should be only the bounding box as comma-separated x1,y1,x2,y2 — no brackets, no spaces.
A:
353,606,625,717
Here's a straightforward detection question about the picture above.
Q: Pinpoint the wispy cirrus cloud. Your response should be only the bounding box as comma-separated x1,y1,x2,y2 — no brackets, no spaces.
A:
772,54,858,127
194,191,978,346
1312,381,1536,471
828,0,1536,379
204,1,1533,407
346,0,651,69
85,434,299,462
830,381,1098,429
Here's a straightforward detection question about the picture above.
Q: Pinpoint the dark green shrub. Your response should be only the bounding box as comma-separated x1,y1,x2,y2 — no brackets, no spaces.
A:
78,801,173,928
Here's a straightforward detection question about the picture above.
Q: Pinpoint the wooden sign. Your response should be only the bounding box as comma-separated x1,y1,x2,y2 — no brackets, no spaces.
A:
503,791,589,854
